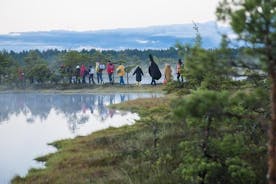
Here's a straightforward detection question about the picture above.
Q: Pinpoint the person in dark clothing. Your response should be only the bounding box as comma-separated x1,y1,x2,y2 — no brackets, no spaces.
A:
177,59,184,83
133,65,144,86
148,54,161,85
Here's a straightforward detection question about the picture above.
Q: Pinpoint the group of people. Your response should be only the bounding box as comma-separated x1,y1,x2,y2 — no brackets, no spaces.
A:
148,54,184,85
70,54,184,86
72,61,126,85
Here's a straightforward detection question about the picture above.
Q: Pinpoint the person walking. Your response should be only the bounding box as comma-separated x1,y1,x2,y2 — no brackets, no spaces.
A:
80,64,87,84
164,64,172,84
75,65,81,84
88,65,95,84
95,62,104,84
133,65,144,86
148,54,161,86
106,60,115,84
116,63,125,85
177,59,184,83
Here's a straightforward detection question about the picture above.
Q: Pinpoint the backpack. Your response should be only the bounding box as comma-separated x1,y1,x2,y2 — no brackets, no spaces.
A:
89,68,95,74
99,64,105,70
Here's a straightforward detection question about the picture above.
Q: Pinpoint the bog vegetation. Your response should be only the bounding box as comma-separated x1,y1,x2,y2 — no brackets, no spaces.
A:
4,0,276,183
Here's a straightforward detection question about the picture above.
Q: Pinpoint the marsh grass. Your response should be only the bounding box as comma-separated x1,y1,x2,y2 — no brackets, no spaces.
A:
12,94,184,184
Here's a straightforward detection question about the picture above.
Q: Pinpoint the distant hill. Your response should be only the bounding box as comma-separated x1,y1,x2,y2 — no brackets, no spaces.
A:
0,21,233,51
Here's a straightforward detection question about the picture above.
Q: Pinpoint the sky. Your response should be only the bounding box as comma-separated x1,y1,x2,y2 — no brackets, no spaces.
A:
0,0,218,34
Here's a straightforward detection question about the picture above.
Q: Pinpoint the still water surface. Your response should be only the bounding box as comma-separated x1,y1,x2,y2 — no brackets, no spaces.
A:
0,92,159,183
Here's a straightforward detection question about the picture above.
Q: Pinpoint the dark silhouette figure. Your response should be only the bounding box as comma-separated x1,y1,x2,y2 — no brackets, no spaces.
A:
133,66,144,86
148,54,161,85
177,59,184,83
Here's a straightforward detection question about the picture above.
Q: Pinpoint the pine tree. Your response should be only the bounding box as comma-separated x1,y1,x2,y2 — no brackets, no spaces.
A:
216,0,276,183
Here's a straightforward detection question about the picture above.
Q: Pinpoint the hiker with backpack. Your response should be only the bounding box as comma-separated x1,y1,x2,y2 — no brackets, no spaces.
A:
88,65,95,84
148,54,162,86
96,62,104,84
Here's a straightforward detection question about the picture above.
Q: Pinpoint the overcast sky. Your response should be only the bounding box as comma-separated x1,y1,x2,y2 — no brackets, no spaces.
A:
0,0,218,34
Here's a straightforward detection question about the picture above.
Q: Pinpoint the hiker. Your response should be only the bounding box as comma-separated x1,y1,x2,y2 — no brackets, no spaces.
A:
116,63,125,85
18,68,24,81
95,62,104,84
164,64,172,84
106,60,115,84
75,65,81,83
18,68,25,87
133,65,144,86
177,59,184,83
148,54,162,85
80,64,87,84
88,65,95,84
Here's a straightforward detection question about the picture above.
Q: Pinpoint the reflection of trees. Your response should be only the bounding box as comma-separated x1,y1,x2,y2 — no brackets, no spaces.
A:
0,94,52,123
0,93,148,131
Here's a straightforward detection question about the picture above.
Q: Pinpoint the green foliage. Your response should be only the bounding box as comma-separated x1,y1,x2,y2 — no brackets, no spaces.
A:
173,89,268,184
216,0,276,60
0,52,10,75
26,63,51,83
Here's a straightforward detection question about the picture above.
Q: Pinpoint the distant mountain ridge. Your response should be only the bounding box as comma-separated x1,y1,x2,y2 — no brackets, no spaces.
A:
0,21,233,51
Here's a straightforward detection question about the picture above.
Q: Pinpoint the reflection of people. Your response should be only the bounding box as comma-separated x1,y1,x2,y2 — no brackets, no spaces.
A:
177,59,184,83
148,54,161,86
97,96,108,120
89,96,95,114
133,65,144,86
109,109,115,118
116,63,125,85
109,95,115,105
120,94,125,102
164,64,172,84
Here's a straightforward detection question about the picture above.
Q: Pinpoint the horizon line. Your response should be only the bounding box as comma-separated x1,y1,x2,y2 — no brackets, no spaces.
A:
1,20,221,35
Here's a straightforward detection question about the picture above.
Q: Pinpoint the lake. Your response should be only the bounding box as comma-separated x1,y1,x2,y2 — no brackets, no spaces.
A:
0,92,159,183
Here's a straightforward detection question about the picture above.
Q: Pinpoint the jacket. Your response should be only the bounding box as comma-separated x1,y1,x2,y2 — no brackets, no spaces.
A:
133,66,144,82
117,65,125,77
107,63,115,74
164,65,172,82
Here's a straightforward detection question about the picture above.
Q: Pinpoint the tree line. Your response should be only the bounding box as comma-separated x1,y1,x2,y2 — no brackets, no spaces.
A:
0,48,179,86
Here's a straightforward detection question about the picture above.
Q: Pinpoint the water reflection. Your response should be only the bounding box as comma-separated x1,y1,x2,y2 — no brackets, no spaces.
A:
0,93,159,132
0,92,159,184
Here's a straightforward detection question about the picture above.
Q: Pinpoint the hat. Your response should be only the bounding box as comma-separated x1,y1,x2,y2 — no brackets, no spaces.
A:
76,65,80,69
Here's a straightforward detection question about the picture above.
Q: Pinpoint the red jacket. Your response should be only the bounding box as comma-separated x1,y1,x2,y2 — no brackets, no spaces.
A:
80,64,87,77
106,63,114,74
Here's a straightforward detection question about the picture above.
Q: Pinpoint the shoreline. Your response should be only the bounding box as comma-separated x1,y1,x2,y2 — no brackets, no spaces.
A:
11,90,172,183
0,83,165,94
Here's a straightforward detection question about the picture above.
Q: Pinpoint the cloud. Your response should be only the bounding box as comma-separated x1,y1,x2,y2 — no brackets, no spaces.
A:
136,40,149,44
